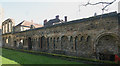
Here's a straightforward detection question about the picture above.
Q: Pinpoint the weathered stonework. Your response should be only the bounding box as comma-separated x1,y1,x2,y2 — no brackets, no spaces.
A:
2,12,120,60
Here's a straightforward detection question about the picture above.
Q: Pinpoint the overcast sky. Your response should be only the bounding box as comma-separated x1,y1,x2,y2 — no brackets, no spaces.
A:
0,0,119,25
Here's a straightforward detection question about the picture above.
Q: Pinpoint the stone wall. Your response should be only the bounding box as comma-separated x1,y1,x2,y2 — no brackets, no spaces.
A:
2,12,120,59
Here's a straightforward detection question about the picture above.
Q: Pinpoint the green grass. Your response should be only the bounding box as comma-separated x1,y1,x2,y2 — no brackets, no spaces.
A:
2,48,84,64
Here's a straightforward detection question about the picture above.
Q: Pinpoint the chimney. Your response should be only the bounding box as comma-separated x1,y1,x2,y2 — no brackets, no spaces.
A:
94,13,97,16
44,19,47,25
56,15,59,19
65,16,67,22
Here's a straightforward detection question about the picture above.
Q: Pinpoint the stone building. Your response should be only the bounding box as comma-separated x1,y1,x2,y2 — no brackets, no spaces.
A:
44,15,66,27
14,20,43,32
2,12,120,61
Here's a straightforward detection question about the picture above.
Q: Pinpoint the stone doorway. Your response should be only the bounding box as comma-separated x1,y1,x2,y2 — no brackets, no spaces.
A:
14,41,17,48
95,34,118,61
61,36,68,51
28,37,32,50
97,52,115,61
41,36,46,50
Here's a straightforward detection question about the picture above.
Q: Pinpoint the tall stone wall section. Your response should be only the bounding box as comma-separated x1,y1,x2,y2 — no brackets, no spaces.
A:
2,12,120,59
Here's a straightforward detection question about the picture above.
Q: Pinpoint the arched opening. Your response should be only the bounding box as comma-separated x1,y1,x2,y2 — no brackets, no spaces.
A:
53,38,55,50
61,36,68,51
47,37,49,50
38,37,41,48
70,36,73,50
41,36,46,49
14,41,17,48
86,36,90,42
57,37,59,42
28,37,32,50
75,36,78,51
96,35,118,61
80,36,84,41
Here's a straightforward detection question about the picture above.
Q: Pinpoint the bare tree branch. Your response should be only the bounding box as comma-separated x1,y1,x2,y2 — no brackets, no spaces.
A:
83,0,116,11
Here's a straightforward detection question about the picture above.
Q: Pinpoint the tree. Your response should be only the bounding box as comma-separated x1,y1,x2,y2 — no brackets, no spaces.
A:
82,0,117,13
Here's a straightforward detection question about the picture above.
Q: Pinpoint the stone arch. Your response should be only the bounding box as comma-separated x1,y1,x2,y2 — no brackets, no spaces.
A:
94,33,120,60
14,40,17,48
50,37,52,44
75,36,78,51
61,36,68,51
53,37,55,50
28,37,32,50
47,37,49,50
80,36,84,41
38,37,41,48
57,37,59,42
8,36,11,44
23,38,25,46
70,36,73,50
41,36,46,50
49,37,53,50
86,36,90,42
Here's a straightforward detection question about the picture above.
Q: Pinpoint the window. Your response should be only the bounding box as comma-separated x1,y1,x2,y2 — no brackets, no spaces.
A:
57,37,59,42
21,27,23,31
70,36,73,49
6,24,7,33
86,36,90,42
6,39,8,43
80,36,84,41
47,38,49,49
9,22,11,32
50,38,52,44
2,25,4,34
53,38,55,49
20,39,23,43
75,36,78,50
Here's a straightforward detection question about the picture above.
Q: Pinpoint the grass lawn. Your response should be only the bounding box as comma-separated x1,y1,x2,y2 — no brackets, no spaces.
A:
2,48,85,64
0,55,18,64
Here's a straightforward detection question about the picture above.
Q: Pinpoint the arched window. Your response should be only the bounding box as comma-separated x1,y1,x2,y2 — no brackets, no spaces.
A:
86,36,90,42
47,38,49,50
50,37,52,44
80,36,84,41
41,36,45,49
75,36,78,51
53,38,55,49
38,37,41,47
57,37,59,42
61,36,68,50
70,36,73,49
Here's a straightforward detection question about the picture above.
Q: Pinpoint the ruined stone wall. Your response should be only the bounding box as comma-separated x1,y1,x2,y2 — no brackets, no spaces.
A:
2,12,120,59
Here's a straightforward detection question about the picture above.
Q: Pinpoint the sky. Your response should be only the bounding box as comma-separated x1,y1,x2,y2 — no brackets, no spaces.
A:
0,0,119,25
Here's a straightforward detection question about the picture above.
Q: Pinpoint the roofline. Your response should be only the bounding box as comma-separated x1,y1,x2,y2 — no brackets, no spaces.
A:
13,11,118,34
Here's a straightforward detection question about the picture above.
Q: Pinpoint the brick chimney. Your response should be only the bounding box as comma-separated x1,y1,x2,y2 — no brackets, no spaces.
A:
44,19,47,25
56,15,59,19
64,16,67,22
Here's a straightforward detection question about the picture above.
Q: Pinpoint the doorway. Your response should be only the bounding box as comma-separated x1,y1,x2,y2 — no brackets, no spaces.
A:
28,37,32,50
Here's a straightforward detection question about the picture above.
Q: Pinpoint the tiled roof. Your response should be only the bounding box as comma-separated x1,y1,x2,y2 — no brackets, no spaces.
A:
33,23,43,28
16,20,43,28
13,11,118,34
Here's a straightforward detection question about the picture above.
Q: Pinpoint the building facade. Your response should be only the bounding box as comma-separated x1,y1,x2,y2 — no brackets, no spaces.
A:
2,12,120,60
